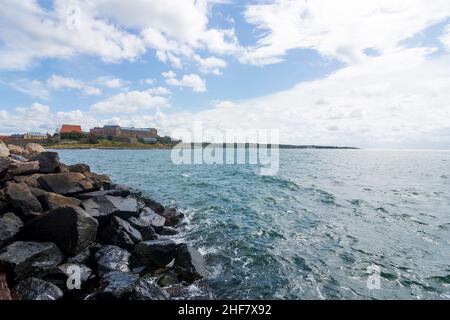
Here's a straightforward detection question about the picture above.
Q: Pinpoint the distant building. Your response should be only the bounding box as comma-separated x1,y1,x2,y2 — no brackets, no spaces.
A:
142,137,157,144
60,124,82,134
24,132,48,140
0,135,9,141
90,125,158,141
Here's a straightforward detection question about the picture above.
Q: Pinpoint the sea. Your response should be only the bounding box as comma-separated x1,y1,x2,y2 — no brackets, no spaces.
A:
55,148,450,300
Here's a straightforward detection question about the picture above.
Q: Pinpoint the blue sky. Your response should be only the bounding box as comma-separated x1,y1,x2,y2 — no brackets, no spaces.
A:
1,0,450,148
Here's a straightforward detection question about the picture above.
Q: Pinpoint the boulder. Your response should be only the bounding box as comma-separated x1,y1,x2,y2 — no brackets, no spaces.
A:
13,173,43,188
0,212,23,248
138,195,165,214
156,270,180,287
138,207,165,228
161,207,185,226
32,188,81,211
12,278,63,300
132,239,177,269
19,205,98,256
127,217,157,241
85,172,112,189
31,152,60,173
130,276,169,300
7,144,27,157
8,159,40,176
155,226,179,236
105,196,139,218
174,244,207,282
25,143,45,157
66,247,91,265
38,172,96,196
10,154,28,162
94,245,130,276
0,141,10,157
0,241,64,280
75,188,131,200
68,164,90,174
45,263,94,292
99,216,142,250
0,157,10,176
4,182,42,218
94,271,138,300
81,196,118,225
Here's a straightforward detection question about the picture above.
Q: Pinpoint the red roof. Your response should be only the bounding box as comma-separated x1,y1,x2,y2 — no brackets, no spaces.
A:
0,135,9,141
60,125,82,134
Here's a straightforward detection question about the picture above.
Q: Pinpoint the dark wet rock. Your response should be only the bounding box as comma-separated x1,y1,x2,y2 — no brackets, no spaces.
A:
139,207,166,228
67,247,91,265
5,182,42,218
32,188,81,211
19,205,98,256
68,164,90,174
130,276,169,300
94,245,130,276
0,212,23,248
132,239,177,269
174,244,207,282
99,216,141,250
13,173,43,189
31,152,60,174
81,195,117,225
105,196,139,219
127,217,158,241
12,277,63,300
156,270,180,287
161,207,185,226
8,160,40,176
0,157,10,177
45,263,94,292
84,172,112,189
165,280,213,300
156,226,179,236
38,172,96,196
0,241,64,280
94,271,138,300
75,188,131,200
139,196,165,214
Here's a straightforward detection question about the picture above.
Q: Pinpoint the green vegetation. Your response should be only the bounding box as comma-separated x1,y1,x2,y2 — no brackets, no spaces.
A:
60,132,87,140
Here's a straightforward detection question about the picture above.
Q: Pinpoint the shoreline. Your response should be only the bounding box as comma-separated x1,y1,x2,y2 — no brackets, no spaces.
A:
0,142,209,300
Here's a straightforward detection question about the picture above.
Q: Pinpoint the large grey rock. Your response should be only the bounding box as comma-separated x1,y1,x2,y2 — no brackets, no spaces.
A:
105,196,139,218
138,207,165,228
7,144,27,157
81,195,139,226
12,277,63,300
161,207,185,226
38,172,96,196
19,205,98,256
132,239,177,269
0,156,10,176
0,241,64,280
4,182,42,218
25,143,45,157
130,276,169,300
0,141,10,157
127,217,157,241
68,164,90,174
174,244,207,282
13,173,43,188
75,188,131,200
99,216,142,250
66,247,91,265
31,188,81,210
139,195,165,214
0,212,23,248
94,245,130,276
31,152,60,173
8,159,39,176
94,271,138,300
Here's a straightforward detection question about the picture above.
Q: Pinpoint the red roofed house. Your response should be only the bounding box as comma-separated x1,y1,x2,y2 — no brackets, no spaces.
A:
59,124,82,134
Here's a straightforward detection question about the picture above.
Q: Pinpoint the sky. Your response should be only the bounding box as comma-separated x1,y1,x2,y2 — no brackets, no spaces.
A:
1,0,450,148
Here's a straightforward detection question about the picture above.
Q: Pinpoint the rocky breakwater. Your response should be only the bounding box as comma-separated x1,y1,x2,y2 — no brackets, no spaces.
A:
0,141,209,300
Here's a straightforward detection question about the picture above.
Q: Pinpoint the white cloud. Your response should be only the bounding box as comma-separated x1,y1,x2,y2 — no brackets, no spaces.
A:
241,0,450,65
213,100,236,108
90,90,169,114
194,54,227,75
9,79,50,100
162,71,207,92
441,24,450,51
147,87,172,96
47,75,101,96
95,76,129,89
